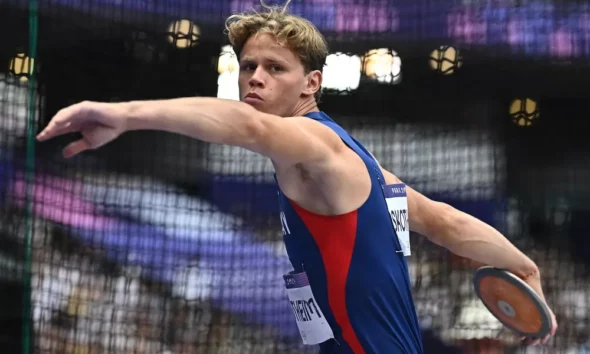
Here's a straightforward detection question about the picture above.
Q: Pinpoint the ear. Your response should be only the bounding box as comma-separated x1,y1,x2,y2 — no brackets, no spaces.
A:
302,70,322,97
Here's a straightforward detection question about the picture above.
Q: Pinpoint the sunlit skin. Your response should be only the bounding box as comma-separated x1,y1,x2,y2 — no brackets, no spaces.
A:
238,32,322,118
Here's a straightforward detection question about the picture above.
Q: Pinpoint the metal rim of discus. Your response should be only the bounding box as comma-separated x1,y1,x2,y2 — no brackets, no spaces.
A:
473,266,552,338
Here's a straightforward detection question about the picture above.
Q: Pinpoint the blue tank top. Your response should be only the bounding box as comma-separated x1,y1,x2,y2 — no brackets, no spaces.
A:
276,112,423,354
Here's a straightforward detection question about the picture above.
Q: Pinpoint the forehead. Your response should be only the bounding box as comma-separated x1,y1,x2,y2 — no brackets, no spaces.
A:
240,32,298,63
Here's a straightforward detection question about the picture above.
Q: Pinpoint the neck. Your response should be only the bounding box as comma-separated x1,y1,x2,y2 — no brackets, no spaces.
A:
292,96,319,117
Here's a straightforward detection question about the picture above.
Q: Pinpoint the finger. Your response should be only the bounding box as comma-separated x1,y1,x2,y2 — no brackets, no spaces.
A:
551,322,558,336
37,104,86,140
37,123,58,141
37,121,79,141
530,338,541,346
63,139,91,158
38,118,72,141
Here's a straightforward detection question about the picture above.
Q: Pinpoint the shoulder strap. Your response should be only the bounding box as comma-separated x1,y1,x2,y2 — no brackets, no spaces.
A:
306,112,386,184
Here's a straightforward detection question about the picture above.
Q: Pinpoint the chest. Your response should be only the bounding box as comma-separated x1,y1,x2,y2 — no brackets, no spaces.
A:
276,175,412,258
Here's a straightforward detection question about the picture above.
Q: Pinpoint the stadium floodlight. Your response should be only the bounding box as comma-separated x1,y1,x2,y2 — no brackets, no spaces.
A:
9,52,34,83
322,53,362,92
509,98,540,127
362,48,402,84
167,19,200,49
429,45,462,75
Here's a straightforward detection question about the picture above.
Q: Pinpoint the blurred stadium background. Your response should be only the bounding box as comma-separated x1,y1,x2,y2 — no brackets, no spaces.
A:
1,0,590,353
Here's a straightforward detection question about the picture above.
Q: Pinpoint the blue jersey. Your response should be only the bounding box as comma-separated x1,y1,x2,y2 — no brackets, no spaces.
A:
276,112,423,354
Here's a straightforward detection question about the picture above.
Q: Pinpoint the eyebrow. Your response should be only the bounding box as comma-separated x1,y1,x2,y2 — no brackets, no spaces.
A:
240,56,290,67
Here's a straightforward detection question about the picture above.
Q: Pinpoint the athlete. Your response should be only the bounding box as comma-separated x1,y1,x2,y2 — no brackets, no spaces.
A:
37,1,557,353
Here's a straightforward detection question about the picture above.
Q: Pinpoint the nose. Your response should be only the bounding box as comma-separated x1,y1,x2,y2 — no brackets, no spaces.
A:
248,67,266,88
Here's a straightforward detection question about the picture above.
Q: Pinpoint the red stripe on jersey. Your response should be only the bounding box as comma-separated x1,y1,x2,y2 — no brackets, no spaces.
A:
290,201,366,354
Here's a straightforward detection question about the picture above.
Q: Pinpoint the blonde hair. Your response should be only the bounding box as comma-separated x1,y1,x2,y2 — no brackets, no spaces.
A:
225,0,329,101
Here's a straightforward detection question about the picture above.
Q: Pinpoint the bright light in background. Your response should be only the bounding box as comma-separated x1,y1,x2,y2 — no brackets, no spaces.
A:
167,19,200,49
429,45,462,75
322,53,361,92
217,49,364,98
362,48,402,84
217,45,240,101
9,52,34,83
509,98,539,127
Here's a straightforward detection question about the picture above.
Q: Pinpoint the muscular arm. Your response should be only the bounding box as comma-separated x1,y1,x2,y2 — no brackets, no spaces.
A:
125,97,345,166
132,97,535,275
379,167,540,281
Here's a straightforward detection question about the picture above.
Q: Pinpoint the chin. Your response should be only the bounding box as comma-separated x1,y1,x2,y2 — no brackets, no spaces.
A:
249,104,272,114
242,101,281,115
245,102,264,111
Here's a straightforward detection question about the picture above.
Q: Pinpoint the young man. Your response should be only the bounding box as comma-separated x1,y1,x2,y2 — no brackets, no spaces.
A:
37,2,557,353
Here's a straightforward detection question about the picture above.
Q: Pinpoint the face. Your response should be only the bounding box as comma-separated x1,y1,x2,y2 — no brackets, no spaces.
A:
238,32,322,117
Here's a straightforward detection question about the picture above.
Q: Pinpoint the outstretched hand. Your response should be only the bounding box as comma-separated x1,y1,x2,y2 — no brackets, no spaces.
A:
36,101,129,158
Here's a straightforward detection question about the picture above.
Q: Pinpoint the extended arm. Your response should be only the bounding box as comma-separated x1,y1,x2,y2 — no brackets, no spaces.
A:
381,167,557,341
379,167,540,282
37,98,345,166
126,98,345,165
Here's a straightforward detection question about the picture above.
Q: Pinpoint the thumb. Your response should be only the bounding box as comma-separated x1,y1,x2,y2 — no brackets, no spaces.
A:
63,139,91,158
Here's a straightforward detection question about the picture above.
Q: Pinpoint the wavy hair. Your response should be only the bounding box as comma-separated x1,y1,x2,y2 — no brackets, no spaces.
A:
225,0,329,101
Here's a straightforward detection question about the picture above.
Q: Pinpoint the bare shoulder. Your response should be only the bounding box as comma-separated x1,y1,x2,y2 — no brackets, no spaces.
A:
253,113,348,172
284,116,346,150
268,115,347,170
273,116,349,171
273,117,371,215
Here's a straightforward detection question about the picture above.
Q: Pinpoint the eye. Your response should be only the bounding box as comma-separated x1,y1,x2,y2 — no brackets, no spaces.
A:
241,63,257,71
269,65,283,72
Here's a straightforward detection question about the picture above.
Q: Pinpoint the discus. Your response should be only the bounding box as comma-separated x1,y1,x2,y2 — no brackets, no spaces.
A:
473,266,552,338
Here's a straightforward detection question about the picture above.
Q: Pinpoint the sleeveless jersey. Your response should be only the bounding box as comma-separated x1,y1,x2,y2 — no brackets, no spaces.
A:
276,112,424,354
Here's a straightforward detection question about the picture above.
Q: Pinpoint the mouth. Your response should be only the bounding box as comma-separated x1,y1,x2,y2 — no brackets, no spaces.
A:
244,93,263,102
